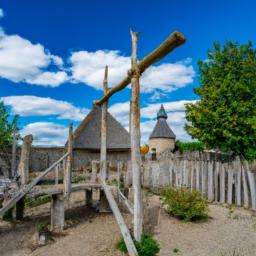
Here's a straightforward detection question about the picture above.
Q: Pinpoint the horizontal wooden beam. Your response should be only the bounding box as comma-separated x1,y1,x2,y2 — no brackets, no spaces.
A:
94,31,185,106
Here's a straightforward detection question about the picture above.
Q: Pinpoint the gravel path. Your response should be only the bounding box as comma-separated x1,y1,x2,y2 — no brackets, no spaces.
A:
157,204,256,256
0,195,256,256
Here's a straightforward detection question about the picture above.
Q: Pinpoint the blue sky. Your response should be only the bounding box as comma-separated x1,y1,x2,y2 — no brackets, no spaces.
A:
0,0,256,146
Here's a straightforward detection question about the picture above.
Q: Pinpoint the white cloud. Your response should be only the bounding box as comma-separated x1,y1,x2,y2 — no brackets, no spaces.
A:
141,62,195,93
70,50,195,94
109,100,197,142
0,9,4,18
0,31,68,86
26,71,68,87
70,50,130,89
21,122,68,146
1,95,88,121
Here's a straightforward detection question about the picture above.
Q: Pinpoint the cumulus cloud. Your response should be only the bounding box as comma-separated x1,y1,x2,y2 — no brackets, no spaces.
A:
70,50,130,89
141,62,195,93
21,122,68,146
70,50,195,94
26,71,68,87
1,95,88,121
109,100,197,142
0,31,68,86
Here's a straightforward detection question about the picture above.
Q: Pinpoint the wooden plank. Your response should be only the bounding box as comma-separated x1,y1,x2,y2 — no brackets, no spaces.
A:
235,158,241,206
190,160,195,191
130,30,143,242
0,152,69,216
101,180,138,256
118,189,134,215
214,161,219,202
18,134,33,185
207,161,214,202
227,163,233,205
64,122,73,197
219,162,226,204
242,157,256,210
100,66,108,181
241,163,249,208
11,128,17,178
94,32,186,106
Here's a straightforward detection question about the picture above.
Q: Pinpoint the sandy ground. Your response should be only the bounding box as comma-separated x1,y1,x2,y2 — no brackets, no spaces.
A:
0,193,256,256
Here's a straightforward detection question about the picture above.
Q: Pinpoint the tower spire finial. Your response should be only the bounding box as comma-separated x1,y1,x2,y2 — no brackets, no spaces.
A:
157,104,167,120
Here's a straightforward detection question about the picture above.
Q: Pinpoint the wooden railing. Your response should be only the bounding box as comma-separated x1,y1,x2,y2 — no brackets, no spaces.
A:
0,152,69,216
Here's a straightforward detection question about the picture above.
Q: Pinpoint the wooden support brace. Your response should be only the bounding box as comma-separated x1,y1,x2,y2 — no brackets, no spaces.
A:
64,122,73,197
94,31,186,106
18,134,33,185
51,194,65,231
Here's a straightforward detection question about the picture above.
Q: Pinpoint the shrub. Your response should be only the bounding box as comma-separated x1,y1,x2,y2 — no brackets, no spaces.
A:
116,234,160,256
35,223,50,233
175,140,204,152
161,187,208,221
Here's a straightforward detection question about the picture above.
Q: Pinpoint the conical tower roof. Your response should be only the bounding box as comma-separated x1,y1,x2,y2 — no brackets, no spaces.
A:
149,104,176,139
72,106,130,150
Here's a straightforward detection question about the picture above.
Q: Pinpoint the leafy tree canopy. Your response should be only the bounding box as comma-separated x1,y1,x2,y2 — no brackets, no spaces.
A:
185,41,256,160
0,101,19,148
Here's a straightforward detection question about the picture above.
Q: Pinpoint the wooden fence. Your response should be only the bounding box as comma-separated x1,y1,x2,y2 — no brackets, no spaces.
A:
142,151,256,211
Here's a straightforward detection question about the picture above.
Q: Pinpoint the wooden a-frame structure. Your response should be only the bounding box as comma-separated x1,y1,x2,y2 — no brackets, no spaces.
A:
96,30,185,255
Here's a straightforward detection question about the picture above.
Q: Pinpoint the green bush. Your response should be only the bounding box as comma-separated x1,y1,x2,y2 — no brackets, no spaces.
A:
116,234,160,256
175,140,204,152
25,195,51,208
161,187,208,221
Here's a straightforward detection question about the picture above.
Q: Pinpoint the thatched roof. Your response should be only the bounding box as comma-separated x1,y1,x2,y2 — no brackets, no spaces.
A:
73,106,130,150
149,104,176,139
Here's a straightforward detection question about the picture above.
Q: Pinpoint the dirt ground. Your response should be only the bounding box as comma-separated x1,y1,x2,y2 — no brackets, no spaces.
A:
0,193,256,256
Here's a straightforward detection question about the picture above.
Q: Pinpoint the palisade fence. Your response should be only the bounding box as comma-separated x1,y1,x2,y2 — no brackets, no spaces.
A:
142,151,256,210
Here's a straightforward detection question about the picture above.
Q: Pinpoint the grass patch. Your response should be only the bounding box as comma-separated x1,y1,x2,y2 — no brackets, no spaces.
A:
72,175,88,184
116,234,160,256
25,195,51,209
161,187,208,221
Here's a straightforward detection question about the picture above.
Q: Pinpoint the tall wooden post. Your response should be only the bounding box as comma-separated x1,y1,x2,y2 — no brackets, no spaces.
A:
11,128,17,178
18,134,33,185
100,66,108,181
130,29,143,242
64,122,73,197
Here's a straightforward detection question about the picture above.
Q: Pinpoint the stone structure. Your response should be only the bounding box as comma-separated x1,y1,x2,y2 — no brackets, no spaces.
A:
149,104,176,154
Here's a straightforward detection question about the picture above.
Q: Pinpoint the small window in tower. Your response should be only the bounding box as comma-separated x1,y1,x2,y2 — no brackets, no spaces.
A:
151,148,157,161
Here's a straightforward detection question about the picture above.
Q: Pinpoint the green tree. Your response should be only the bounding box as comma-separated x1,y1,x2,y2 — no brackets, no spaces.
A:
185,41,256,160
0,101,19,148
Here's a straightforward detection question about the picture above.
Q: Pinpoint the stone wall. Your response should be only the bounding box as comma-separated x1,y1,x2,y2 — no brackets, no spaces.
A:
29,147,130,172
149,138,175,154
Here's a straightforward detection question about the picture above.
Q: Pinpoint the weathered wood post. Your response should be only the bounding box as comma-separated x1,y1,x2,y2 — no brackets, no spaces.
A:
130,29,143,242
16,134,33,219
11,128,17,178
64,122,73,197
100,66,108,181
18,134,33,185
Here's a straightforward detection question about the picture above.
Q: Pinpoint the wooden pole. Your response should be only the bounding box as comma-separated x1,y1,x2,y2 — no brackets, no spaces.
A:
18,134,33,185
11,128,17,178
130,29,143,242
64,122,73,197
100,66,108,181
94,31,186,106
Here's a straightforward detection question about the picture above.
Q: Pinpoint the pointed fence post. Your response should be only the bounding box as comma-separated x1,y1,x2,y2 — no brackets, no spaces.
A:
18,134,33,185
64,122,73,197
130,29,143,242
11,128,17,178
100,66,108,181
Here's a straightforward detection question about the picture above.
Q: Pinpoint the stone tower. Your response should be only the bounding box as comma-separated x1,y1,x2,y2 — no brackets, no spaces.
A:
149,104,176,154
